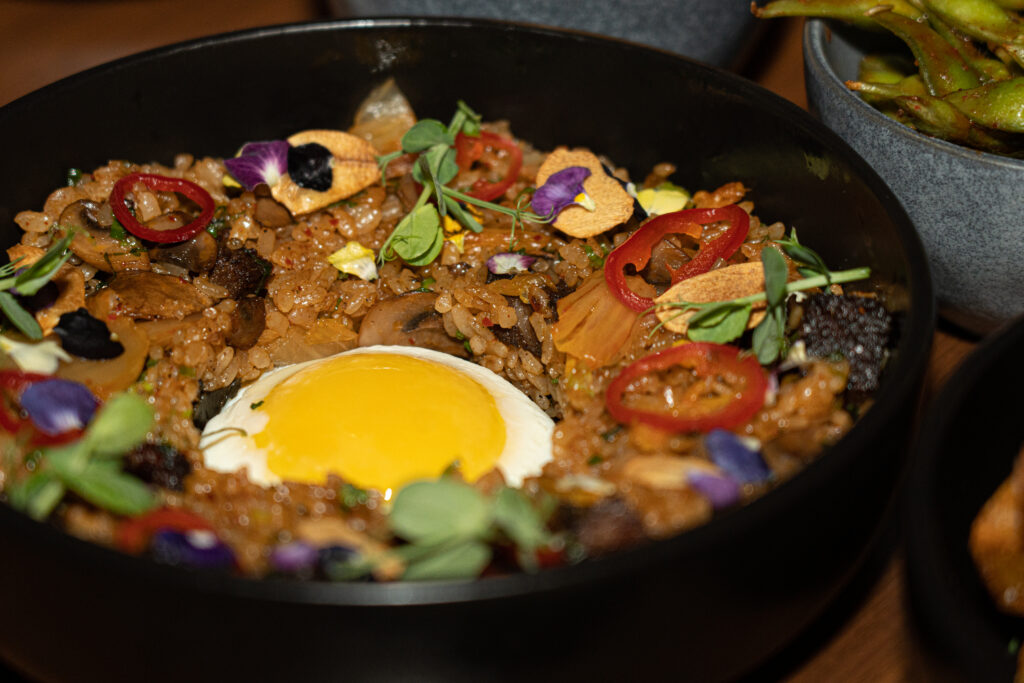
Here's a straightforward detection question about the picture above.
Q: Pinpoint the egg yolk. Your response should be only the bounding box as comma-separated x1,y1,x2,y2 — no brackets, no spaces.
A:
253,352,506,492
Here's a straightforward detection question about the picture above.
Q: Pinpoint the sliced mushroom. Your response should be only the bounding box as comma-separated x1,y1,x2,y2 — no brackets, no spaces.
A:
149,229,218,273
104,271,213,320
226,297,267,350
357,292,468,358
57,199,150,273
253,197,293,228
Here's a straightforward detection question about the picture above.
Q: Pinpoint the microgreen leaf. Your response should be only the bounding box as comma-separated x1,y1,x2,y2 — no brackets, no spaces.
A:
390,479,492,544
777,231,829,278
752,306,787,365
7,471,66,521
399,539,492,581
443,196,483,233
492,487,550,552
0,291,42,340
762,246,788,308
13,232,74,296
401,120,454,154
80,392,154,458
687,303,752,344
402,228,445,267
56,459,156,516
388,204,443,265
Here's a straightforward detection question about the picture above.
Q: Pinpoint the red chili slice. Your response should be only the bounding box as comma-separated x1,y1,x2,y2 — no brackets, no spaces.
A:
605,342,766,433
604,205,750,312
0,370,82,446
454,131,524,202
114,507,215,554
109,172,216,243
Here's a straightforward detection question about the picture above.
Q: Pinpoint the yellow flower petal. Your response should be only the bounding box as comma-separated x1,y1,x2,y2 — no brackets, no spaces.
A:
328,241,378,281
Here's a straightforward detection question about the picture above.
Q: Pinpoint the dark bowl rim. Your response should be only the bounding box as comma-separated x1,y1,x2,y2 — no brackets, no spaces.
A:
0,15,935,608
905,313,1024,679
803,19,1024,170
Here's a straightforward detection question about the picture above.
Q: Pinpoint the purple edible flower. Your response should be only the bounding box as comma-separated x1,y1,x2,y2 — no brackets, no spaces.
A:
19,378,98,435
149,529,236,570
269,541,319,574
704,429,771,484
223,140,290,191
688,472,741,510
531,166,593,219
486,252,537,276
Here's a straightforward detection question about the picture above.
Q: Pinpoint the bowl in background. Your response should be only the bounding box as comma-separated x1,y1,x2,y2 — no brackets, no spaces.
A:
804,19,1024,336
330,0,762,69
906,314,1024,682
0,17,932,683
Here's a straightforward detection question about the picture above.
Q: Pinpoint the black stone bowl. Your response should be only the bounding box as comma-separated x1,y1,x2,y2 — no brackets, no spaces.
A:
0,18,933,683
906,316,1024,683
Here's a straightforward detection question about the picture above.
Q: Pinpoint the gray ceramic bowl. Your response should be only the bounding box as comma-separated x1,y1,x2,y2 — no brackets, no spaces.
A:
804,19,1024,335
330,0,761,69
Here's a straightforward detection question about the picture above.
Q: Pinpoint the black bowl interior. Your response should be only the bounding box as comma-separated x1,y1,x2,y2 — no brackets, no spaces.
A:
0,17,934,683
907,317,1024,683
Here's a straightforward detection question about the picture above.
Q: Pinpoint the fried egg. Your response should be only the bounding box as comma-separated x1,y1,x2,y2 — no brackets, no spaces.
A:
200,345,554,494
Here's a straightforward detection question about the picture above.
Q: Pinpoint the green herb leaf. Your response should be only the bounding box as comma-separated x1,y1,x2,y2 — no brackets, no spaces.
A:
0,291,42,340
81,392,154,458
7,471,66,521
12,232,74,296
58,459,156,516
492,487,550,552
401,120,454,154
66,168,83,187
582,244,605,269
387,204,441,261
752,306,787,365
109,219,128,242
687,302,752,344
453,100,482,137
400,539,492,581
761,246,788,308
443,195,483,234
778,231,829,278
390,479,492,544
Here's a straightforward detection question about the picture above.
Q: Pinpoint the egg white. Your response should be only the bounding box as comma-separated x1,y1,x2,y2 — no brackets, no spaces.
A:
199,345,554,489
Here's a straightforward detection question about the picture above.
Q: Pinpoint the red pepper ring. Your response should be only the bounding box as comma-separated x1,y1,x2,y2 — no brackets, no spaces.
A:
0,370,83,446
115,507,215,554
454,131,524,202
605,342,767,433
109,172,216,244
603,205,751,313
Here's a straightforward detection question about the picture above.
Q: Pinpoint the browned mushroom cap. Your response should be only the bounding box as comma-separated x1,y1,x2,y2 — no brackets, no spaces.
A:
103,271,214,320
57,199,150,273
226,297,267,350
253,196,293,228
357,292,468,358
149,230,219,273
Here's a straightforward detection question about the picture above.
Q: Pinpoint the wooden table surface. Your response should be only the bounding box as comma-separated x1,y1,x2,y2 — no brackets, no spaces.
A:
0,2,979,681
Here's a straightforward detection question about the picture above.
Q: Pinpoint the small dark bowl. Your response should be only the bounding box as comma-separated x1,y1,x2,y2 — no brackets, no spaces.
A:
804,19,1024,336
0,18,932,683
906,316,1024,682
